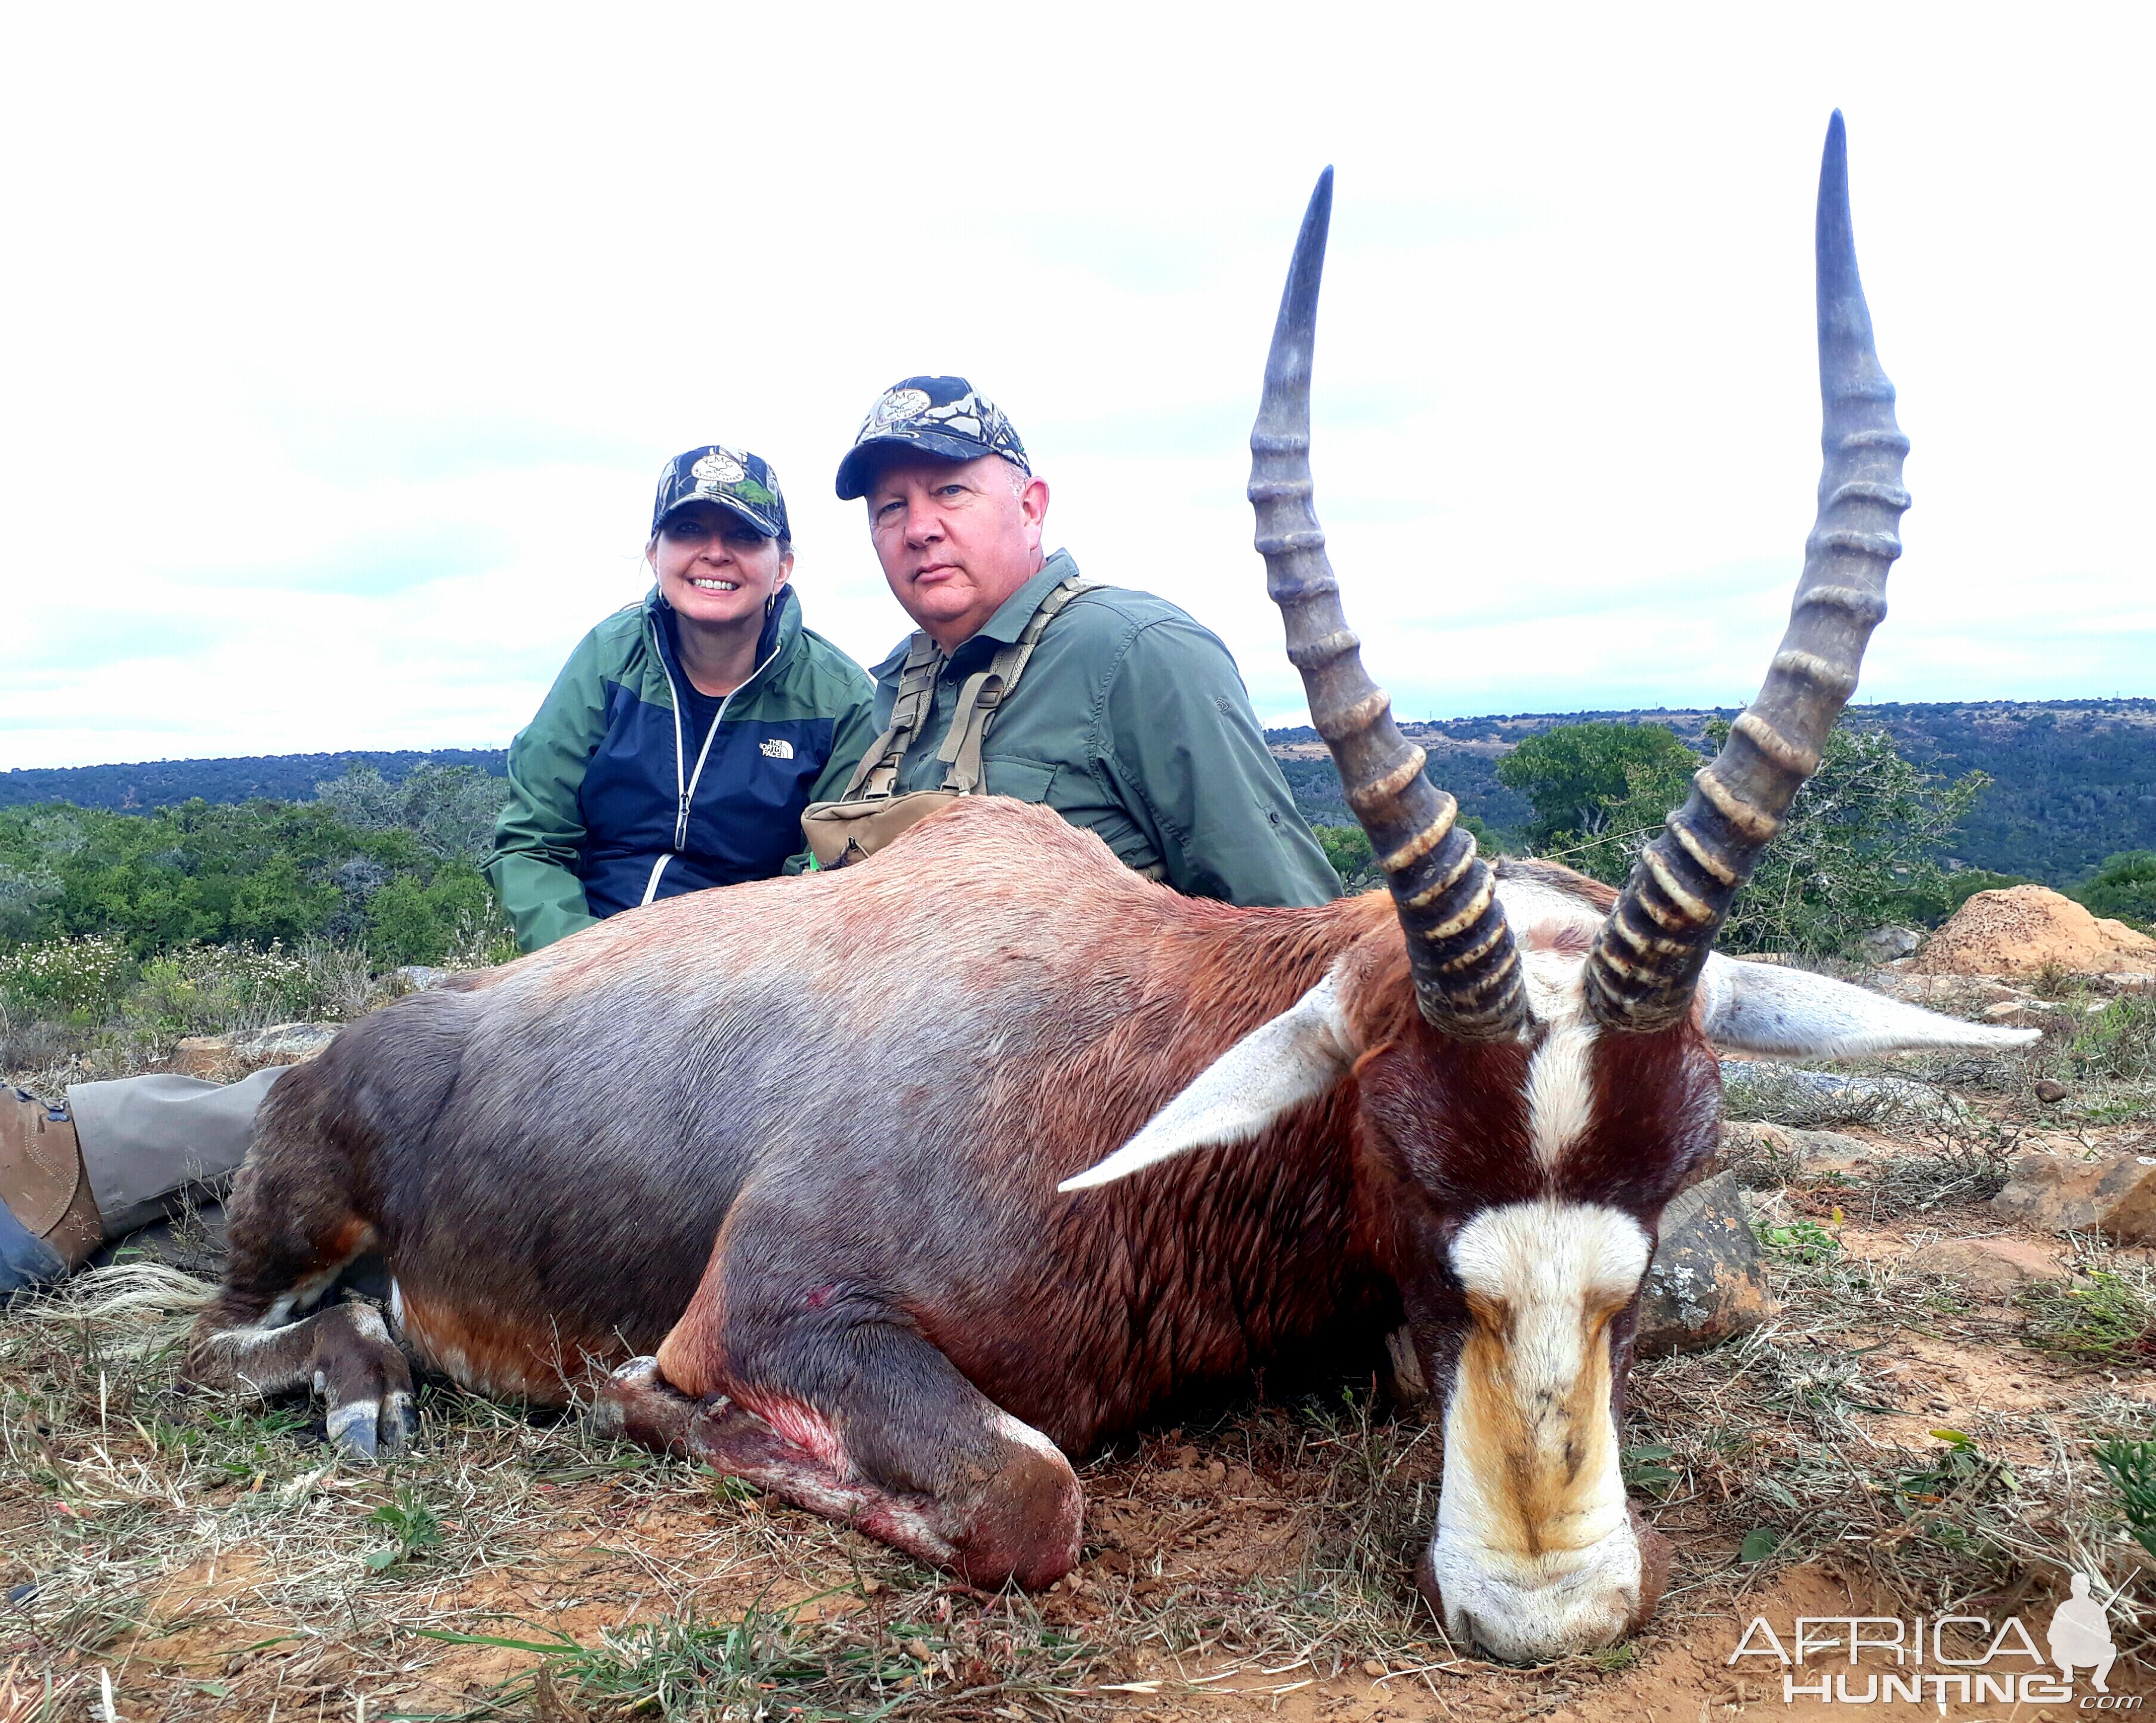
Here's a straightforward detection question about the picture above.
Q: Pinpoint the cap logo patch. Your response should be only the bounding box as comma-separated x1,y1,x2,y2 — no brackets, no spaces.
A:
867,387,931,432
691,447,748,491
759,738,795,759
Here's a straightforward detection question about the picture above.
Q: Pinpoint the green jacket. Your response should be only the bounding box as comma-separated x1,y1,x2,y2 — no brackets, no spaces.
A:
866,550,1341,907
489,585,876,951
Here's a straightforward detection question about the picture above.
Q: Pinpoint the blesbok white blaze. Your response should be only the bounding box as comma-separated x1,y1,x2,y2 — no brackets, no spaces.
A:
1434,1199,1653,1663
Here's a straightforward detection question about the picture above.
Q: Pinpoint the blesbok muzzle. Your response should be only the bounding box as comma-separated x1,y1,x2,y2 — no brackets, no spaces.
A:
1416,1200,1665,1663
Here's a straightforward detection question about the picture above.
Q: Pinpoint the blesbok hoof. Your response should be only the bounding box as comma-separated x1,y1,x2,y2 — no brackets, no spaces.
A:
312,1304,419,1460
190,1296,418,1462
327,1386,417,1459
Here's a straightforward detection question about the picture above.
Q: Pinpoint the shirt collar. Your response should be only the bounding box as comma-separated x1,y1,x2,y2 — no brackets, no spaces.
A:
972,549,1080,647
872,548,1082,680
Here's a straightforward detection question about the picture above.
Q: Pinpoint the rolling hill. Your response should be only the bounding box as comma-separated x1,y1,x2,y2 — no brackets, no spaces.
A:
6,699,2152,888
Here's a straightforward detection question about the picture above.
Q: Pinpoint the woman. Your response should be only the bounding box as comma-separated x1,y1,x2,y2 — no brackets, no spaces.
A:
2,444,875,1292
487,442,878,951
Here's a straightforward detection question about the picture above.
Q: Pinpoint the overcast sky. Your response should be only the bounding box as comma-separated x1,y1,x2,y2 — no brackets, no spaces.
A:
4,5,2150,770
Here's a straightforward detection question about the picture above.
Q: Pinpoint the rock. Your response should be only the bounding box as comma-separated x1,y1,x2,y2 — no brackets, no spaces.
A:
1722,1120,1797,1156
1718,1123,1883,1187
227,1021,341,1066
1914,885,2156,979
1716,1122,1800,1188
394,965,450,992
169,1023,340,1080
171,1036,235,1079
2098,972,2156,996
1719,1060,1963,1127
1862,926,1924,962
1978,999,2070,1037
1635,1172,1775,1357
1990,1150,2156,1243
1907,1236,2068,1299
1789,1128,1886,1161
2034,1079,2069,1104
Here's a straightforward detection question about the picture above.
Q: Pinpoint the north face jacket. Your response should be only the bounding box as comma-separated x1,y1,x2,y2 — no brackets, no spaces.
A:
487,585,876,952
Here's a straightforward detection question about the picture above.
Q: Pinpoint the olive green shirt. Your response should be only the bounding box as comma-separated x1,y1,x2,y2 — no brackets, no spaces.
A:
866,549,1342,907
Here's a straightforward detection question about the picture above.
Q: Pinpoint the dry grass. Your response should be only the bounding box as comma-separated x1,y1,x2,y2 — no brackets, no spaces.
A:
5,1212,2151,1721
1633,1201,2154,1620
5,992,2155,1716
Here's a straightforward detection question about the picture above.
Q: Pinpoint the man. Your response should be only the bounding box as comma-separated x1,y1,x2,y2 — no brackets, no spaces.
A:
826,376,1340,907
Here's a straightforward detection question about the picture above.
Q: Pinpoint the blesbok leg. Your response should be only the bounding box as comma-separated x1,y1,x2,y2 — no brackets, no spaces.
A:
181,1132,415,1458
600,1302,1083,1590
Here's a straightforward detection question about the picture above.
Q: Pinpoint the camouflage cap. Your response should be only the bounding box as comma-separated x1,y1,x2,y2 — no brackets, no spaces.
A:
834,376,1030,500
651,444,790,540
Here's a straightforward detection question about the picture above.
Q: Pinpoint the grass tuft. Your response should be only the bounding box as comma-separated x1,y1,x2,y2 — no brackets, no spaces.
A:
2093,1438,2156,1561
2020,1270,2156,1366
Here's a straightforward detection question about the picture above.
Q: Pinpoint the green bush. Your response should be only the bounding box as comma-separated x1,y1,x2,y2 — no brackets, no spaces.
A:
365,866,496,967
2066,996,2156,1086
2071,850,2156,932
1494,722,1698,856
1314,825,1376,890
122,941,320,1037
314,762,509,865
0,934,133,1024
1500,720,1988,959
1720,727,1988,956
0,798,496,969
2094,1437,2156,1560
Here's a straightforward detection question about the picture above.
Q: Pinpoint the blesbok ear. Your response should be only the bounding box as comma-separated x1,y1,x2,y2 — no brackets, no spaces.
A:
1059,970,1357,1193
1697,953,2043,1060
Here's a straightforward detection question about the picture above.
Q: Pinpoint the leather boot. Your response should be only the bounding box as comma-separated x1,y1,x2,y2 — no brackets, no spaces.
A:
1,1087,105,1273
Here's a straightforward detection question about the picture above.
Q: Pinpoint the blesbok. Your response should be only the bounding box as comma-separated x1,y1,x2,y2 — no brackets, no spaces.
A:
185,115,2033,1662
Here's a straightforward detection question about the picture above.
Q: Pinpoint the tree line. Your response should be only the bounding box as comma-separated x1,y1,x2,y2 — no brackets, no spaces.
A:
1,725,2149,992
1307,720,2154,956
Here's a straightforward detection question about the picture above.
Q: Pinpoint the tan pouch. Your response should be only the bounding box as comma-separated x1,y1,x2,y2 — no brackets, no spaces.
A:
798,790,960,869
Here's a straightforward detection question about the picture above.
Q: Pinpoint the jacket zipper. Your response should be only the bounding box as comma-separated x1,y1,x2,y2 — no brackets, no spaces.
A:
644,613,784,906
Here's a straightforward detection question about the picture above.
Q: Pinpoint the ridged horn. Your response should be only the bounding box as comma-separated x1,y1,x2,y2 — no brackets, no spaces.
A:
1250,168,1528,1039
1583,112,1908,1033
